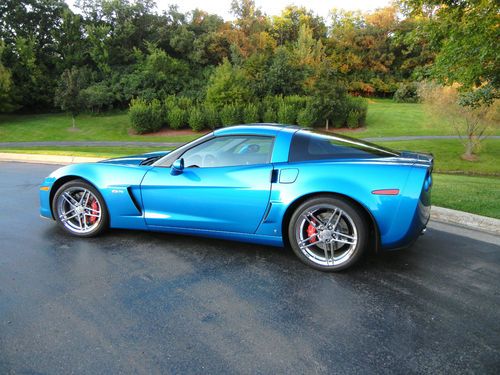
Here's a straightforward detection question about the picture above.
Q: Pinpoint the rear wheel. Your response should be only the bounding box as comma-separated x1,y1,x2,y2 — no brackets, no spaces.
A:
288,196,369,271
52,180,108,237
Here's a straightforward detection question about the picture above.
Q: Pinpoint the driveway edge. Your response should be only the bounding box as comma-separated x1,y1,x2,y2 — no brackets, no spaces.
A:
1,152,499,236
430,207,499,236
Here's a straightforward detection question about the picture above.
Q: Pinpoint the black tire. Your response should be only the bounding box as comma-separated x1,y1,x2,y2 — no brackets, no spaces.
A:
287,196,369,272
52,179,109,237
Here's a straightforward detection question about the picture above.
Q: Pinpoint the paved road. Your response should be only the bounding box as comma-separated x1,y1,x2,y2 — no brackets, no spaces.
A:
1,162,499,374
1,135,499,149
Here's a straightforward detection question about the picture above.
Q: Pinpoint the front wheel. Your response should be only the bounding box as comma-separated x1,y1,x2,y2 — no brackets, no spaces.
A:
52,179,108,237
288,196,369,271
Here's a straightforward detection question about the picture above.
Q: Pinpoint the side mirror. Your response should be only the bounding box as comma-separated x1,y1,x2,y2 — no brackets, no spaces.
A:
170,158,184,175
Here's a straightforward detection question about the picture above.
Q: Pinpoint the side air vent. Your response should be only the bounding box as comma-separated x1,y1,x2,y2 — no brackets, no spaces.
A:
127,187,142,214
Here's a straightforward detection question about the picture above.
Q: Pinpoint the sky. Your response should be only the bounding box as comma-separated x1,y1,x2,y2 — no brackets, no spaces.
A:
67,0,392,20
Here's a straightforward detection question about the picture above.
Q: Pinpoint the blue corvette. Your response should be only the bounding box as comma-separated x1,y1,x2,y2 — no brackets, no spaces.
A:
40,124,433,271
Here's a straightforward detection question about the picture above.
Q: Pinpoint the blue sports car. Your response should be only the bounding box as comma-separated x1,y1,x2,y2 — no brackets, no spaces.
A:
40,124,433,271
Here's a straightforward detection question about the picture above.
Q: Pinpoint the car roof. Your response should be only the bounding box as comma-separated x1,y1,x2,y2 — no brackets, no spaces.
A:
214,123,300,137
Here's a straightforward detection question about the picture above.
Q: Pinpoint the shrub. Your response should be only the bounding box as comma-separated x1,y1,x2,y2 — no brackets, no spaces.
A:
167,106,186,129
129,98,163,134
203,103,219,129
188,107,205,131
297,105,316,127
79,82,114,113
176,96,193,110
393,82,420,103
220,104,241,126
343,96,368,128
277,103,297,124
262,108,277,123
242,103,260,123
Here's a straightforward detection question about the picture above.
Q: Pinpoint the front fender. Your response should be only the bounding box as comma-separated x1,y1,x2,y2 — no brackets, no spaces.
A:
39,163,151,229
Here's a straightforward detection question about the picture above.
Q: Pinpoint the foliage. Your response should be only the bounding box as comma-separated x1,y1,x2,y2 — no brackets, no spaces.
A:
188,107,206,131
205,59,253,108
399,0,499,106
203,103,220,129
344,96,368,128
418,82,499,159
167,106,186,130
297,105,316,127
54,66,88,127
129,98,163,134
79,82,115,113
242,103,260,123
310,67,349,128
220,104,241,126
277,103,297,124
393,82,420,103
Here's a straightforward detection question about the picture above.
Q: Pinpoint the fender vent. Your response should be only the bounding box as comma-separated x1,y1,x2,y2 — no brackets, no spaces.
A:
127,187,142,214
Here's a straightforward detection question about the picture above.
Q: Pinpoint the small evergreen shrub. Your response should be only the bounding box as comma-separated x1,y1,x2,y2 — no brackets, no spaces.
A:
262,108,277,123
242,103,260,124
297,106,316,127
203,103,219,129
188,106,205,131
168,106,186,129
393,82,420,103
344,96,368,128
277,103,297,124
129,98,163,134
220,104,241,126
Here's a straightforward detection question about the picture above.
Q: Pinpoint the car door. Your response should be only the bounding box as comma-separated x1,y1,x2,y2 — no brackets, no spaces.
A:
140,135,275,234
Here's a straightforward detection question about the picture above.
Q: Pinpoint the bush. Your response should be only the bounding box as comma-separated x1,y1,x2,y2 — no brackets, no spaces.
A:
262,108,277,123
277,103,297,124
297,105,316,127
242,103,260,123
203,103,219,129
167,106,186,129
344,96,368,129
393,82,420,103
80,82,114,113
129,98,163,134
188,107,205,131
220,104,241,126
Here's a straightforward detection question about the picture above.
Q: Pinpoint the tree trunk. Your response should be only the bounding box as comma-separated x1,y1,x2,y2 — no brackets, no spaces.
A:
462,136,475,160
325,118,329,130
72,115,76,129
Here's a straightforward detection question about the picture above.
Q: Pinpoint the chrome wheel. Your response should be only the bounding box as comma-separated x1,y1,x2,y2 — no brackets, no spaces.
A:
55,186,102,234
294,204,358,267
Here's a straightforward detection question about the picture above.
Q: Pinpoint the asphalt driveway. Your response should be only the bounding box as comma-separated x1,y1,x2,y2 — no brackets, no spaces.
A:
0,162,499,374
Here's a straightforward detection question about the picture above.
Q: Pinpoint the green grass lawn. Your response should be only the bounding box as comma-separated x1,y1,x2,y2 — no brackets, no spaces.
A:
383,139,500,176
432,174,500,219
0,112,199,143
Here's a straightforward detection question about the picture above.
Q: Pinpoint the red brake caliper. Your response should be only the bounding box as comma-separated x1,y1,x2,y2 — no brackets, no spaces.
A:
307,222,317,243
88,199,98,224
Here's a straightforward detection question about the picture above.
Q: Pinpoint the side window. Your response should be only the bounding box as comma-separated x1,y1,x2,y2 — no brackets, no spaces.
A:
289,131,399,162
181,136,274,168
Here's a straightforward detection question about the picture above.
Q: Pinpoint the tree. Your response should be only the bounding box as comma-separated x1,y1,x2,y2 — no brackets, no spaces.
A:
206,58,253,108
55,67,88,128
418,82,499,160
310,66,348,129
399,0,500,106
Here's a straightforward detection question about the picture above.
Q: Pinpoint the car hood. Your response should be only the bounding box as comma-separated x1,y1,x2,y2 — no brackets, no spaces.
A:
99,150,171,166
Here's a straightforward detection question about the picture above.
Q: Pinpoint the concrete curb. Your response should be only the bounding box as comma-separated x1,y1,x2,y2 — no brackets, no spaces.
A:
0,152,103,165
1,152,498,236
430,206,500,236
